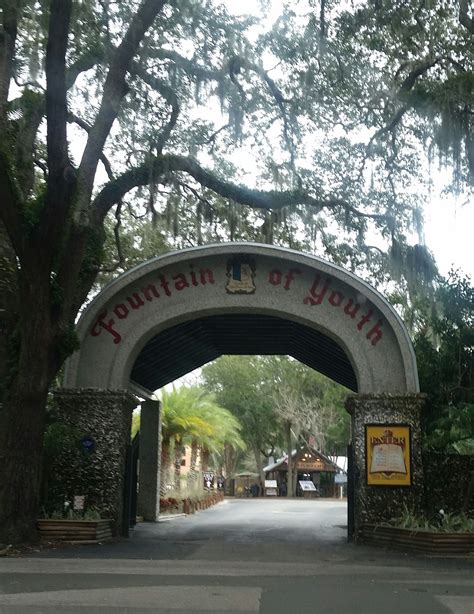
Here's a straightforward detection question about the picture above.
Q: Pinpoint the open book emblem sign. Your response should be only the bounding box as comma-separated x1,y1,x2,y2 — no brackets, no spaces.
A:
365,425,411,486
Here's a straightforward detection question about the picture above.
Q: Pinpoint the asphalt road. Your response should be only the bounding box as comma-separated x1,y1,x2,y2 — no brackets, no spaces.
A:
0,499,473,613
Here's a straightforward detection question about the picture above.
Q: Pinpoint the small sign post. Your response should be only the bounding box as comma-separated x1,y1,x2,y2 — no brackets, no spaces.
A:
80,435,95,454
73,495,85,511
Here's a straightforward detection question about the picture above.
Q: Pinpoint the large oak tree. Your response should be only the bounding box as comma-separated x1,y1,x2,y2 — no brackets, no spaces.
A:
0,0,471,542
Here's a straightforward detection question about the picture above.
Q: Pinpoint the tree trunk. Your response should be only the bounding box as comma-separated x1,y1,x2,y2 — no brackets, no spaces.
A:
251,443,265,496
223,442,238,478
173,439,184,492
286,421,293,498
0,383,49,543
0,220,18,403
160,438,171,497
0,298,54,543
187,440,198,490
201,447,210,472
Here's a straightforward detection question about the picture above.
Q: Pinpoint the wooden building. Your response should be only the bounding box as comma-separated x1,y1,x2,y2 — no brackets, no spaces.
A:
263,446,343,497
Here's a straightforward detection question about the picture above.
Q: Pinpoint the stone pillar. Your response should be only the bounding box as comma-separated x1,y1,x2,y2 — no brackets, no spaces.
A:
137,399,162,521
52,388,137,535
345,393,426,537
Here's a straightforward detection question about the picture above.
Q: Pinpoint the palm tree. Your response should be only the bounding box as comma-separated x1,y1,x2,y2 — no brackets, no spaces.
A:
160,386,246,495
189,397,246,487
160,387,214,495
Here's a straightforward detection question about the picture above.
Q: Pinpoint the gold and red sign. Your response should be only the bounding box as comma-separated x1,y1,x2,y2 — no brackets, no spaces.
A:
365,425,411,486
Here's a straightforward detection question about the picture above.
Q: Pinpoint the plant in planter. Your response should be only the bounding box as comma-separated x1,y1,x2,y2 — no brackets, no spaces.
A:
360,507,474,554
37,504,113,543
159,497,180,514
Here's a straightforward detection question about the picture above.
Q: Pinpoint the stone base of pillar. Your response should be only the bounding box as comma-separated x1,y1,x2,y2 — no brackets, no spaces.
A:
137,399,162,521
51,388,137,535
345,393,426,538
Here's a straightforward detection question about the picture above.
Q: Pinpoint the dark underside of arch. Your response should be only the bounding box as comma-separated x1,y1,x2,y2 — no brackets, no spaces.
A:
130,314,358,393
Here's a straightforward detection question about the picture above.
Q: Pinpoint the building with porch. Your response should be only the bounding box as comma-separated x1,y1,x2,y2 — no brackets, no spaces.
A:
263,445,345,497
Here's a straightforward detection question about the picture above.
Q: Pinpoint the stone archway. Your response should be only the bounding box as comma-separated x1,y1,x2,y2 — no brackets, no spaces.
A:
55,244,424,537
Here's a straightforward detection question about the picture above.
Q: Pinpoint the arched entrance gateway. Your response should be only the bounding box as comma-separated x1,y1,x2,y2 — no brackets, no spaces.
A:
56,243,425,539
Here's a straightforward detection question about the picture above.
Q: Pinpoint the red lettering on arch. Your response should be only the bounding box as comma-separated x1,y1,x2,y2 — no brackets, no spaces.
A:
304,274,331,305
142,284,160,301
344,299,360,319
173,273,189,291
199,268,215,285
269,269,282,285
328,290,344,307
90,310,122,344
127,293,145,310
114,303,129,319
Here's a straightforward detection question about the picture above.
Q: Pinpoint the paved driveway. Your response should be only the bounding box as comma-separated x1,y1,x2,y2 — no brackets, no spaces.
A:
0,499,472,613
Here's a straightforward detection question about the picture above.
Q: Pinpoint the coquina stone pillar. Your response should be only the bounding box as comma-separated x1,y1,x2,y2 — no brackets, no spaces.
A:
345,393,426,537
137,399,162,521
52,388,137,535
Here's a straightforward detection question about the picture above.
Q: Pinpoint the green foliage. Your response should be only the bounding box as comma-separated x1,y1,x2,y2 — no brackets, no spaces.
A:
22,187,46,230
131,411,140,439
424,403,474,455
338,0,474,188
202,355,282,460
160,385,245,452
56,324,80,365
5,0,472,308
40,506,102,520
202,355,350,467
78,228,106,285
413,271,474,454
391,506,474,533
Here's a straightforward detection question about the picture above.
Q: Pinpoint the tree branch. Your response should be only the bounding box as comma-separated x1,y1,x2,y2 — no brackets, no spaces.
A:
359,58,441,178
233,56,299,182
150,47,222,82
101,201,125,273
45,0,72,185
398,58,439,93
0,0,21,117
75,0,168,225
459,0,474,34
13,91,45,198
65,47,105,90
130,61,180,152
92,154,389,226
68,112,114,179
35,0,76,262
0,149,24,258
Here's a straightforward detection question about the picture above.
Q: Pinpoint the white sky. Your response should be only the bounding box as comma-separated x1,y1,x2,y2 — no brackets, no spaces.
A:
424,193,473,279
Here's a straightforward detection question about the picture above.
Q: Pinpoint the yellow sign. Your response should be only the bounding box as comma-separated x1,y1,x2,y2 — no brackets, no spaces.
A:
366,425,411,486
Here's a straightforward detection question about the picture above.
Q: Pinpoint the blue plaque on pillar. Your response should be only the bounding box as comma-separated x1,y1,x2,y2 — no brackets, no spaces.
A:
80,435,95,454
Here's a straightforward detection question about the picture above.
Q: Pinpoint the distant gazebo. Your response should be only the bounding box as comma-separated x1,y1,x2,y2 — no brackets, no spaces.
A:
263,445,344,497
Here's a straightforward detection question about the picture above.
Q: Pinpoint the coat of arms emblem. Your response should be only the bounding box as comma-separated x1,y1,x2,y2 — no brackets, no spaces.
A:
226,257,256,294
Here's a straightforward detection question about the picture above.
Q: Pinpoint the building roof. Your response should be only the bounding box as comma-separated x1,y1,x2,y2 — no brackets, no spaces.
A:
263,446,342,474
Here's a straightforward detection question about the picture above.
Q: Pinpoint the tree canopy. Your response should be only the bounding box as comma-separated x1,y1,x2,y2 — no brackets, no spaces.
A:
0,0,472,543
201,355,350,480
413,271,474,455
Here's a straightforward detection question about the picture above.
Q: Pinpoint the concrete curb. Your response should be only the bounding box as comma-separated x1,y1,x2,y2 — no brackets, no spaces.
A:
158,514,187,522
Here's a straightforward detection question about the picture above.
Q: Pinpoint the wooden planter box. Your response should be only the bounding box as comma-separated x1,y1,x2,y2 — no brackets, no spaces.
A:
37,519,113,543
359,524,474,555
